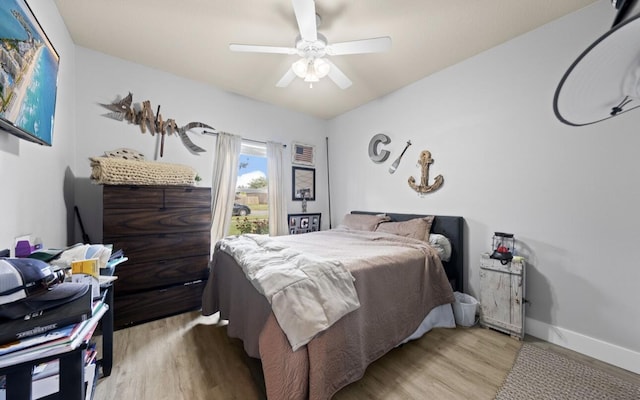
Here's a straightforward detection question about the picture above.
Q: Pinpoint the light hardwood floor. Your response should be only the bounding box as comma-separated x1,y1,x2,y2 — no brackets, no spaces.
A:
93,311,638,400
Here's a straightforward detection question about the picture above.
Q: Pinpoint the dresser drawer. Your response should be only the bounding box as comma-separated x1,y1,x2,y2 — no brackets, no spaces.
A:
103,186,165,209
104,207,212,235
103,185,211,209
114,255,209,294
104,232,210,262
164,187,211,208
114,281,206,329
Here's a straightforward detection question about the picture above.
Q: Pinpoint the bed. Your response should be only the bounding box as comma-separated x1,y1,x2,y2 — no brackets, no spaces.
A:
201,211,465,399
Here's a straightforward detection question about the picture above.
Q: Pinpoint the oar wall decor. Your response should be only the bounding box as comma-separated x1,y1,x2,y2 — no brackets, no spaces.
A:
388,140,411,174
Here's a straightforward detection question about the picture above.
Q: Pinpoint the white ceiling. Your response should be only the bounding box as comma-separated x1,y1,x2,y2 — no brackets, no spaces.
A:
53,0,598,120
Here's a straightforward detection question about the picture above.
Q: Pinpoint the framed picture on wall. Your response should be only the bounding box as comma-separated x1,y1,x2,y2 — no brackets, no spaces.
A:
287,213,321,234
291,142,315,166
292,166,315,201
0,0,60,146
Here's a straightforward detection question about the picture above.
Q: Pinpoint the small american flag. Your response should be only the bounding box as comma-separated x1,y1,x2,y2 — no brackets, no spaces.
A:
293,143,314,165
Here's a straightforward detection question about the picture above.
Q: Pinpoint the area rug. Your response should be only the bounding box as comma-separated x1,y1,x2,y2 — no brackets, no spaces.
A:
495,343,640,400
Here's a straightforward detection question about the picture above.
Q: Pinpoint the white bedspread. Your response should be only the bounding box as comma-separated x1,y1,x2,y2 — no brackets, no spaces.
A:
217,234,360,351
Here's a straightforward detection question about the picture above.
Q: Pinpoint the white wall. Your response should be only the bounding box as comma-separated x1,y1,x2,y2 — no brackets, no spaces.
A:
4,0,636,375
328,1,639,373
72,46,329,242
0,1,76,251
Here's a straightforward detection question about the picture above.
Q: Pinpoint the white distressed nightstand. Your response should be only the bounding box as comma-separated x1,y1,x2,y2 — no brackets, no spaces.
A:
479,253,526,339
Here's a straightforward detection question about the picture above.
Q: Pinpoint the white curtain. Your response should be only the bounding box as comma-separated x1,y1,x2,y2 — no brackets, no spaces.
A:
210,132,242,246
267,141,288,236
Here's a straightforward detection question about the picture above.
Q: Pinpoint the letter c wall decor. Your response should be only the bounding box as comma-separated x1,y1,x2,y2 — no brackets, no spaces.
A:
368,133,391,163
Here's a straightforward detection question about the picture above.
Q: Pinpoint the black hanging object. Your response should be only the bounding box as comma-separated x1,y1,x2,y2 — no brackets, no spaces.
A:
610,95,632,115
74,206,91,244
612,0,638,27
554,3,640,126
490,232,514,265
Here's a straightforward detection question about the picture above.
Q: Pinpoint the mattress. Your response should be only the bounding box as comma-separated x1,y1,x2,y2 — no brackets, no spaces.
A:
202,228,456,399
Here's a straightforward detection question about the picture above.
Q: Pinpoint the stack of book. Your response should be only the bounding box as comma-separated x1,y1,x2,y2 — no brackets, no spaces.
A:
0,300,108,400
0,300,108,366
100,251,127,286
0,248,125,347
0,287,93,347
0,248,125,400
26,341,97,400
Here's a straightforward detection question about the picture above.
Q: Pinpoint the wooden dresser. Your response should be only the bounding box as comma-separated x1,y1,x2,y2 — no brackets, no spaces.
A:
102,185,211,329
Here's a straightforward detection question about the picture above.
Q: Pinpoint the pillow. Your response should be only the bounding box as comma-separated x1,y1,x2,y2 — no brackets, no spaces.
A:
340,213,390,231
429,233,452,262
375,216,434,242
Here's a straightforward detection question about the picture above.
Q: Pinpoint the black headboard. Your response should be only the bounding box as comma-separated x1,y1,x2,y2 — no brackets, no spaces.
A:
351,211,464,293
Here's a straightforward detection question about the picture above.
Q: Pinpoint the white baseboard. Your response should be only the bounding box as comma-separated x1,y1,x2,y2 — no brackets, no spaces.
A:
525,317,640,375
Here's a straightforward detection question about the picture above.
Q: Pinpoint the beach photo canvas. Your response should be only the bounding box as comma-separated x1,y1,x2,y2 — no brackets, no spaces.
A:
0,0,59,146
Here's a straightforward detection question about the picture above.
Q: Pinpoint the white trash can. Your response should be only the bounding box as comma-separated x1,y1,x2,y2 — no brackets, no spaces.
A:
452,291,479,327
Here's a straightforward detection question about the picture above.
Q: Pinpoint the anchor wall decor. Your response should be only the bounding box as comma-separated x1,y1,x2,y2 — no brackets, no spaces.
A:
408,150,444,195
101,93,216,157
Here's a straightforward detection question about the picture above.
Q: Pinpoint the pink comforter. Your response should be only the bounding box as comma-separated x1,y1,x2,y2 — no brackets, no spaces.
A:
202,229,455,399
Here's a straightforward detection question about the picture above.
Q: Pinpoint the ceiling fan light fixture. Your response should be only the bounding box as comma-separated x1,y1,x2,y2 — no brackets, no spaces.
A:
304,61,320,82
292,58,309,78
292,57,331,84
230,0,390,90
314,58,330,78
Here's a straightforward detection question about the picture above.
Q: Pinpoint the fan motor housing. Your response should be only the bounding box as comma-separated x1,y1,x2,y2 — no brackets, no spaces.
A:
295,33,327,58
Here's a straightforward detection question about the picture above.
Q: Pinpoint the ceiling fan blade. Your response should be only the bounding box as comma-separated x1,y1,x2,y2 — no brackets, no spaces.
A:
325,59,352,89
230,44,297,55
292,0,317,42
276,68,297,88
326,37,392,56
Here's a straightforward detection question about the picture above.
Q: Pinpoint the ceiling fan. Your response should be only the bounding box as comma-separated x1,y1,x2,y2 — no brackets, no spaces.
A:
229,0,392,89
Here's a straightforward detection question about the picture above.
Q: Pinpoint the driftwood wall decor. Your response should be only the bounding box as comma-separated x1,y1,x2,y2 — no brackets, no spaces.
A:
101,93,215,157
408,150,444,195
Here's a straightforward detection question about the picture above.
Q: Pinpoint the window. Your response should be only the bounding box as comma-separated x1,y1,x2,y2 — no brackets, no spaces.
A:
228,141,269,235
